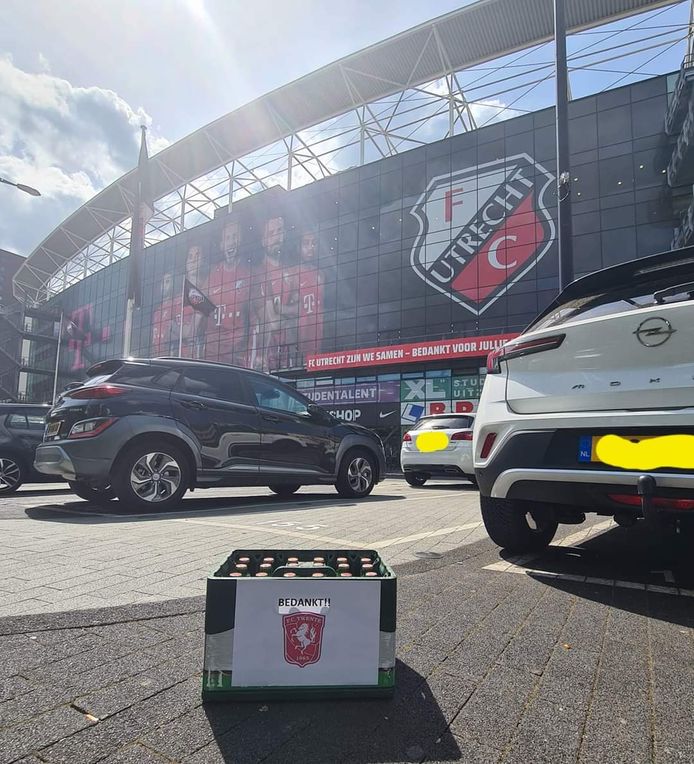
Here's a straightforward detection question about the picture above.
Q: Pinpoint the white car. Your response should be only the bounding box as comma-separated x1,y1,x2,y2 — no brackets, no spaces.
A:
401,413,476,487
474,248,694,552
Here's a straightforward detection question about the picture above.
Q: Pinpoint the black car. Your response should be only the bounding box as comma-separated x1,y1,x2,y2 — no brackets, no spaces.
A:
0,404,51,493
35,358,386,510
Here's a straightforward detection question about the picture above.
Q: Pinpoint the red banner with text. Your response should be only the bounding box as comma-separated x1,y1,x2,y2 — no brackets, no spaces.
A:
305,333,518,371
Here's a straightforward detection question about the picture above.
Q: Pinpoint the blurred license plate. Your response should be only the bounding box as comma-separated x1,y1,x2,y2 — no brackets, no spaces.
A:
577,434,655,463
45,421,60,439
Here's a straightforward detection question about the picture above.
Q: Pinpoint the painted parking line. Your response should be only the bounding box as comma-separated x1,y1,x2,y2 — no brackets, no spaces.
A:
483,561,694,598
490,519,616,570
170,517,362,547
169,517,484,550
370,522,483,548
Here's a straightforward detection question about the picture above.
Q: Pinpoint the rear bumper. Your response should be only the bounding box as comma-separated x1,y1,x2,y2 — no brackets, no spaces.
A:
402,463,471,478
34,443,113,482
476,430,694,510
34,419,132,482
401,448,473,476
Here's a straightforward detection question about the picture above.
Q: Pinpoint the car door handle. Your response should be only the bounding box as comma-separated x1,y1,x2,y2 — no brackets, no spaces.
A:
181,399,207,410
262,414,280,423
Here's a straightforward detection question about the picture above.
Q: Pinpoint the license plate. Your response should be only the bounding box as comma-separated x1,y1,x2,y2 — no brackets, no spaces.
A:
45,421,60,439
578,434,658,464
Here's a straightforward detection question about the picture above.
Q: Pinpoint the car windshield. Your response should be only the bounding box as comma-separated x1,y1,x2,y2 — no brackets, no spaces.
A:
412,416,474,430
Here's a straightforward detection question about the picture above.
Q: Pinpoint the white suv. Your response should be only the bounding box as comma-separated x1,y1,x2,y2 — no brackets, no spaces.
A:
401,413,476,487
474,248,694,552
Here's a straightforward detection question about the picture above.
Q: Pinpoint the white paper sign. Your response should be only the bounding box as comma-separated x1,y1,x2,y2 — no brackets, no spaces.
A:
231,579,381,687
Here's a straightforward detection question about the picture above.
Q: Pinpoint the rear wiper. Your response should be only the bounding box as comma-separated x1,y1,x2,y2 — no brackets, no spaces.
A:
653,281,694,304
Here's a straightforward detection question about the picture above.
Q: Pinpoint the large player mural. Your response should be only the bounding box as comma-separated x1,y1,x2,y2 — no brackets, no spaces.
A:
115,151,554,374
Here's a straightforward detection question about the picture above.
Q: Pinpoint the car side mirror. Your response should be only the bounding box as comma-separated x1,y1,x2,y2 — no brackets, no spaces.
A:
306,403,328,421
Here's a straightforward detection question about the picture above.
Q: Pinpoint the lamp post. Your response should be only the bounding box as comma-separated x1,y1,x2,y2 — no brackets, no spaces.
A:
555,0,574,291
0,177,41,197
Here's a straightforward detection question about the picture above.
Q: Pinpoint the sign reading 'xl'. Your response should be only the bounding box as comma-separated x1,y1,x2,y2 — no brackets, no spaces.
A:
410,153,555,315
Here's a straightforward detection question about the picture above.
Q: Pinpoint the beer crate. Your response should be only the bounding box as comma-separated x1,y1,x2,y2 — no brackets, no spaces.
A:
202,549,396,701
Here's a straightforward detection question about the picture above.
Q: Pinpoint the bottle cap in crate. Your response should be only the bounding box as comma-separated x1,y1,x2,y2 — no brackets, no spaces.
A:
283,571,297,577
340,572,353,577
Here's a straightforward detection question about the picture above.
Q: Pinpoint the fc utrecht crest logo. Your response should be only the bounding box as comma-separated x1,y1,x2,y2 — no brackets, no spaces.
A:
410,153,555,315
282,612,325,668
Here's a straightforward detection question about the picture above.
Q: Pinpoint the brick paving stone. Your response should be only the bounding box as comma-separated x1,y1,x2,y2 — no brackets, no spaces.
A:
0,705,96,764
100,742,173,763
501,698,585,764
449,666,538,749
536,644,601,711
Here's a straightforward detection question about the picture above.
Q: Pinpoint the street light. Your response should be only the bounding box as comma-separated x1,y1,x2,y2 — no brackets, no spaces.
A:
0,176,41,197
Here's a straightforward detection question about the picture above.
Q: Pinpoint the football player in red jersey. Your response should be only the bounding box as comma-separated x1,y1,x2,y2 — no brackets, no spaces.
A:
180,245,207,358
207,220,252,366
251,215,298,371
152,246,207,359
295,230,323,364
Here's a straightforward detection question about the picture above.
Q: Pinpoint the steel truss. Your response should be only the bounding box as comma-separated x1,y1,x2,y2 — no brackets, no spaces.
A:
35,1,692,303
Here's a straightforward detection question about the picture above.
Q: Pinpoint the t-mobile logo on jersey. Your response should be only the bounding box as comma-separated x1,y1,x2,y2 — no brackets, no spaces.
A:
303,293,316,314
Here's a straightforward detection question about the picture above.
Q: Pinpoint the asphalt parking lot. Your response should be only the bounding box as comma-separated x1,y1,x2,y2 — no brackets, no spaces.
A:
1,478,693,763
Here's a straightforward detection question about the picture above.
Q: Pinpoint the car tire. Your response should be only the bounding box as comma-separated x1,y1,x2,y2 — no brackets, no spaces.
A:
336,449,376,498
269,484,301,497
68,480,116,505
480,496,558,553
0,455,23,494
113,441,190,511
405,473,428,487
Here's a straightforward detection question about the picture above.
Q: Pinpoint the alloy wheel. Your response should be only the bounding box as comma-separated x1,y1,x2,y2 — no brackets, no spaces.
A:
347,457,372,493
0,458,21,492
129,451,182,503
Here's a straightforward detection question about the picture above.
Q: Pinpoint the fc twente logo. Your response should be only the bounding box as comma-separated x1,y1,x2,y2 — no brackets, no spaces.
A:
282,612,325,668
410,153,555,315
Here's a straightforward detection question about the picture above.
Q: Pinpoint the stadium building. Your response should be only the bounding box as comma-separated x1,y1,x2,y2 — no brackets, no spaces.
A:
12,0,694,463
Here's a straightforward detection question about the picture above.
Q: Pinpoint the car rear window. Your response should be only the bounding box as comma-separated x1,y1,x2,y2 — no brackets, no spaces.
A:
530,274,694,332
412,416,474,430
110,364,180,390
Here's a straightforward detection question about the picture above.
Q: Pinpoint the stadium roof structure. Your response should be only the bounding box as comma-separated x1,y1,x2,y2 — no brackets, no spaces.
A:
14,0,686,303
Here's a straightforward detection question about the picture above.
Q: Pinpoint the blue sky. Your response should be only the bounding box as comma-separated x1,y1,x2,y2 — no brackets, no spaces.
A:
0,0,688,257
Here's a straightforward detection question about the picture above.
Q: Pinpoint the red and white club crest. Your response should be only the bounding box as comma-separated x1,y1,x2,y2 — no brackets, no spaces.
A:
410,153,555,315
282,612,325,668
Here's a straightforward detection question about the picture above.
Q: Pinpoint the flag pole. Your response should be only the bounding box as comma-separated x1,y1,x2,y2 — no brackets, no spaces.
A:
51,310,64,405
178,278,185,357
123,125,151,359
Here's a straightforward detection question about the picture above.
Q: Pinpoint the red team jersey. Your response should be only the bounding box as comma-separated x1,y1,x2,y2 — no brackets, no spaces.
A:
296,265,323,356
207,261,251,364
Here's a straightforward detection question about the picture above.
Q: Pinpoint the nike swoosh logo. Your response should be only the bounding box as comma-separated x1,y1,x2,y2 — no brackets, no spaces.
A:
379,411,395,418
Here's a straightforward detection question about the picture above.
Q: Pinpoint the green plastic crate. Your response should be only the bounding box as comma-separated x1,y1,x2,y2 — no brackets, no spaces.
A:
202,549,396,701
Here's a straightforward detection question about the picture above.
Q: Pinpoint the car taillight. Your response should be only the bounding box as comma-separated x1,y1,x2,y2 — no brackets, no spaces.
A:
486,335,565,374
67,384,127,399
68,417,117,439
403,433,412,442
608,494,694,510
480,433,497,459
451,431,473,441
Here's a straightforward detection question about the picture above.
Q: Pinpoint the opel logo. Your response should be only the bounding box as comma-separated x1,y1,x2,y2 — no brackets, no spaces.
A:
634,317,675,347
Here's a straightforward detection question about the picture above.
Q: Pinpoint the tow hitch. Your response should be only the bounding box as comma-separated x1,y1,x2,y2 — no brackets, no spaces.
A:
637,475,657,523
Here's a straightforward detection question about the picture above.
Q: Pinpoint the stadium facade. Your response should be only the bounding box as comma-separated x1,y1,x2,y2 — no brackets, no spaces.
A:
11,0,694,461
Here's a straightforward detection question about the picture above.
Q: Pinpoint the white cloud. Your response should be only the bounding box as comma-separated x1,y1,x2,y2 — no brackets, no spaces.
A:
0,55,169,255
469,98,523,127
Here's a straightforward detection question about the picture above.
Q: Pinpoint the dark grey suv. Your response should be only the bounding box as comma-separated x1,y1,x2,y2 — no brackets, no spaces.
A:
35,358,386,510
0,404,51,493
